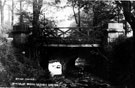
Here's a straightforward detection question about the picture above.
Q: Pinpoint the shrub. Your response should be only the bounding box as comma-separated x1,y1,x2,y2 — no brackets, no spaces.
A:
0,36,45,86
104,35,127,52
0,36,25,86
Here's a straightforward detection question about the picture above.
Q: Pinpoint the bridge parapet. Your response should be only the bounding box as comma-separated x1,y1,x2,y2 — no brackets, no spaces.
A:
12,26,103,47
41,27,102,47
44,37,101,44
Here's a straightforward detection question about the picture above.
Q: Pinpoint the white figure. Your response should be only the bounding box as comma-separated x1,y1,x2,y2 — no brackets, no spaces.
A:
48,61,62,77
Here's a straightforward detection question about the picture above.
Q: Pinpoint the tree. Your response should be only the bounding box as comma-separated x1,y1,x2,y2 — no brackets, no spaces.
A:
67,0,117,45
11,0,14,26
118,0,135,72
115,1,135,38
32,0,43,37
0,0,7,28
110,1,135,87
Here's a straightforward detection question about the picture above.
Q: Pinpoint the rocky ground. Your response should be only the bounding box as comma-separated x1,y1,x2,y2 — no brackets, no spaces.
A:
10,68,113,88
52,72,112,88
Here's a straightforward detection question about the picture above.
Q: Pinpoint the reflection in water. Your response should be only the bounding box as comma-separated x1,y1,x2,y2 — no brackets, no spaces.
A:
75,57,86,66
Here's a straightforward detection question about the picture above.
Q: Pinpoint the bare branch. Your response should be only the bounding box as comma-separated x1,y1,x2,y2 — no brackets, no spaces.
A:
72,0,78,24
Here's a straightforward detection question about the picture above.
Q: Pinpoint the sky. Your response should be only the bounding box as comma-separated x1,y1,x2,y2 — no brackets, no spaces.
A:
43,0,78,27
1,0,78,38
2,0,77,28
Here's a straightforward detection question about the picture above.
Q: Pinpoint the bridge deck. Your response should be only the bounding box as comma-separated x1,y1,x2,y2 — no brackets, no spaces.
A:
43,44,99,47
41,37,101,47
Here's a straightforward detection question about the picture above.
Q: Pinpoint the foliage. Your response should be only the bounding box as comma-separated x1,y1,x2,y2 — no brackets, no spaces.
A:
15,10,57,38
104,35,127,53
0,35,46,86
15,0,118,42
0,37,22,86
67,0,116,27
32,0,43,37
66,1,117,44
115,1,135,33
110,35,127,46
112,2,135,85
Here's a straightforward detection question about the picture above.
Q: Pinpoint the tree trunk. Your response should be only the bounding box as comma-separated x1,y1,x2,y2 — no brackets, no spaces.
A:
121,1,135,74
0,6,4,28
32,0,43,37
120,1,135,87
0,0,6,28
12,0,14,26
1,7,4,27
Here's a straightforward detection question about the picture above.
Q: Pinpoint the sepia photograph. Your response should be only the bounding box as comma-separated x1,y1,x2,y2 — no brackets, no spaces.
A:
0,0,134,88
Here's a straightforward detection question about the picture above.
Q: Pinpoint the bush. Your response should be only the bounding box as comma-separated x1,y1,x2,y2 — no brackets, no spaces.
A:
0,36,25,86
0,36,45,86
104,35,127,52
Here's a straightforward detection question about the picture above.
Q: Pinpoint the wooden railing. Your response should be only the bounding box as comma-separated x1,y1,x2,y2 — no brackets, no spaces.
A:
12,26,103,45
42,27,102,44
